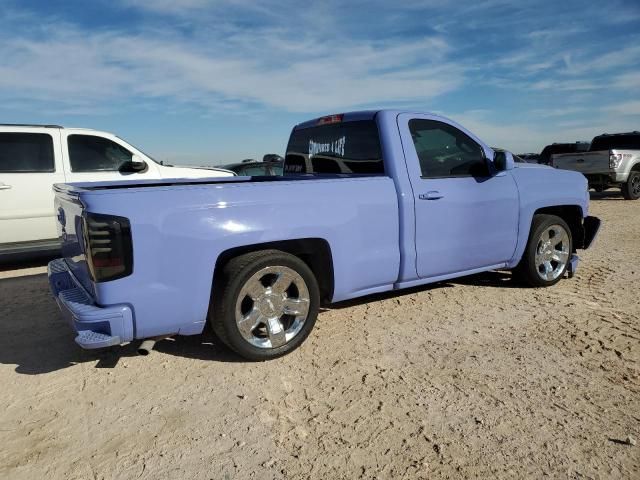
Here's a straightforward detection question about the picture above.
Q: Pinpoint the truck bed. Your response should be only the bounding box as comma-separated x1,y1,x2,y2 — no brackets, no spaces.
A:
54,174,402,339
553,151,608,174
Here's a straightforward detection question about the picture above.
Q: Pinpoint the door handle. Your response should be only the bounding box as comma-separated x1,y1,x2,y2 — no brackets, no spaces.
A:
419,191,443,200
576,158,584,163
0,183,12,190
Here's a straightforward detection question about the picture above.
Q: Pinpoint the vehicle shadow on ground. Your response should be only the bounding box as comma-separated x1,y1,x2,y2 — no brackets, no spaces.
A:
0,273,242,375
453,270,526,289
0,268,527,375
589,190,624,200
323,270,523,312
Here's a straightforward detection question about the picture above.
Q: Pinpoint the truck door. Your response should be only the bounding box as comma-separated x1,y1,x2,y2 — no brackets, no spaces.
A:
397,113,519,279
0,128,65,245
60,131,161,184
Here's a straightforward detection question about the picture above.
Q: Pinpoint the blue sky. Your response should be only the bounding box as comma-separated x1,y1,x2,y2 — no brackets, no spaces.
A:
1,0,639,165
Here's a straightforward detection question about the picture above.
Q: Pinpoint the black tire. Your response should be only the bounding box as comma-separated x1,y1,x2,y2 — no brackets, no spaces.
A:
514,214,573,287
210,249,320,361
621,170,640,200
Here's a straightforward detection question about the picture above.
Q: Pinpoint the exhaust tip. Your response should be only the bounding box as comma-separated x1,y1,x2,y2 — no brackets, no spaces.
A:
137,339,156,356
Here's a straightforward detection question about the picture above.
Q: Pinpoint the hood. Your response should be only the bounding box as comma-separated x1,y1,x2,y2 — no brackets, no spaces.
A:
515,162,551,170
161,165,235,178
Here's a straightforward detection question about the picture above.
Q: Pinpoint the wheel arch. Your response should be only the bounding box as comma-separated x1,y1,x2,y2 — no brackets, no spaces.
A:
532,205,585,250
212,238,335,304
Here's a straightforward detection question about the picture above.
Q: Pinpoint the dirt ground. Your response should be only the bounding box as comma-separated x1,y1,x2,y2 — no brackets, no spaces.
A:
0,192,638,480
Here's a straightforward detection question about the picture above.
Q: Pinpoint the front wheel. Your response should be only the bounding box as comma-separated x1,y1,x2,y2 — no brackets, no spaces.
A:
514,214,573,287
210,250,320,361
621,171,640,200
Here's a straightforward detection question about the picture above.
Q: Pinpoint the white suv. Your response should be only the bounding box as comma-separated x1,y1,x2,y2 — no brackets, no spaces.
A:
0,124,234,256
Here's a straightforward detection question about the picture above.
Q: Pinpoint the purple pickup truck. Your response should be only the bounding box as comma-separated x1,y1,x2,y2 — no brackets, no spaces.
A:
48,110,600,360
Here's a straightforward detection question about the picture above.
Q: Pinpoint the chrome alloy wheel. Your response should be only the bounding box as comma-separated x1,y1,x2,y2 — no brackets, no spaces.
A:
534,224,570,281
234,265,310,349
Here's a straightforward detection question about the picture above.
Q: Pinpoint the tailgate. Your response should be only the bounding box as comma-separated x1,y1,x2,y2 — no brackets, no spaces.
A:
553,151,608,174
54,184,95,296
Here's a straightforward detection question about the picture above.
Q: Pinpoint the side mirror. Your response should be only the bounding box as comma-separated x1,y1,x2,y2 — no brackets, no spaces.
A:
493,150,514,172
119,155,148,173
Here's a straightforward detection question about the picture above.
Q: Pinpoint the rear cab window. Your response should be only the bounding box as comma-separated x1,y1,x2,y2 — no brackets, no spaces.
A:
0,133,55,173
284,119,384,175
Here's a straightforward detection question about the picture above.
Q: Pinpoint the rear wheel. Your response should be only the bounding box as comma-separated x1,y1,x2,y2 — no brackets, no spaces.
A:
621,170,640,200
211,250,319,361
514,214,572,287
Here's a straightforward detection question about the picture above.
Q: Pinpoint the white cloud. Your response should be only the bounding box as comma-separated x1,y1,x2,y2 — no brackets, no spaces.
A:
529,106,591,118
120,0,230,13
613,71,640,89
0,15,462,114
529,78,601,91
605,100,640,116
559,44,640,76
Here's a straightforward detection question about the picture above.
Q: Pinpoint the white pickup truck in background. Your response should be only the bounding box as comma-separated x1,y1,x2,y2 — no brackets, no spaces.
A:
0,124,234,256
552,131,640,200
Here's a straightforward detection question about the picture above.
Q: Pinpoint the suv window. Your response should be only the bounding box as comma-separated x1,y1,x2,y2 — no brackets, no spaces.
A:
409,120,487,177
590,134,640,151
0,133,55,173
285,120,384,175
68,135,133,172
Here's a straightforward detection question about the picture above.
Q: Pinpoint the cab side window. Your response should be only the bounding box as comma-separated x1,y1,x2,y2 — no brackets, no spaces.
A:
0,133,55,172
68,135,132,172
409,120,488,178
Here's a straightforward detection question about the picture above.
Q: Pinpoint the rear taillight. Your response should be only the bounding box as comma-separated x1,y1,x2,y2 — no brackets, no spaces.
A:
609,152,631,169
610,153,622,169
82,212,133,282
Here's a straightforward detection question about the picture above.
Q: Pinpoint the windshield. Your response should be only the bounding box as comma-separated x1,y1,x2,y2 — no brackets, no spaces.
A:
284,120,384,175
116,136,163,165
590,135,640,151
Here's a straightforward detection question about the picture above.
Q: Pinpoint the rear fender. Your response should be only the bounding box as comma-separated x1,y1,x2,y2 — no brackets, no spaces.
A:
212,238,335,304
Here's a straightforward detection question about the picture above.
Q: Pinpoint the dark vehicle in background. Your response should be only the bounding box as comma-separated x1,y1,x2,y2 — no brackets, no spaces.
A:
553,132,640,199
518,153,540,163
539,142,590,165
222,154,284,176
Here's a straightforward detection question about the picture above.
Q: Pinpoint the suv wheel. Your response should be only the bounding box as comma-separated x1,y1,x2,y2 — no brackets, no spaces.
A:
621,170,640,200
